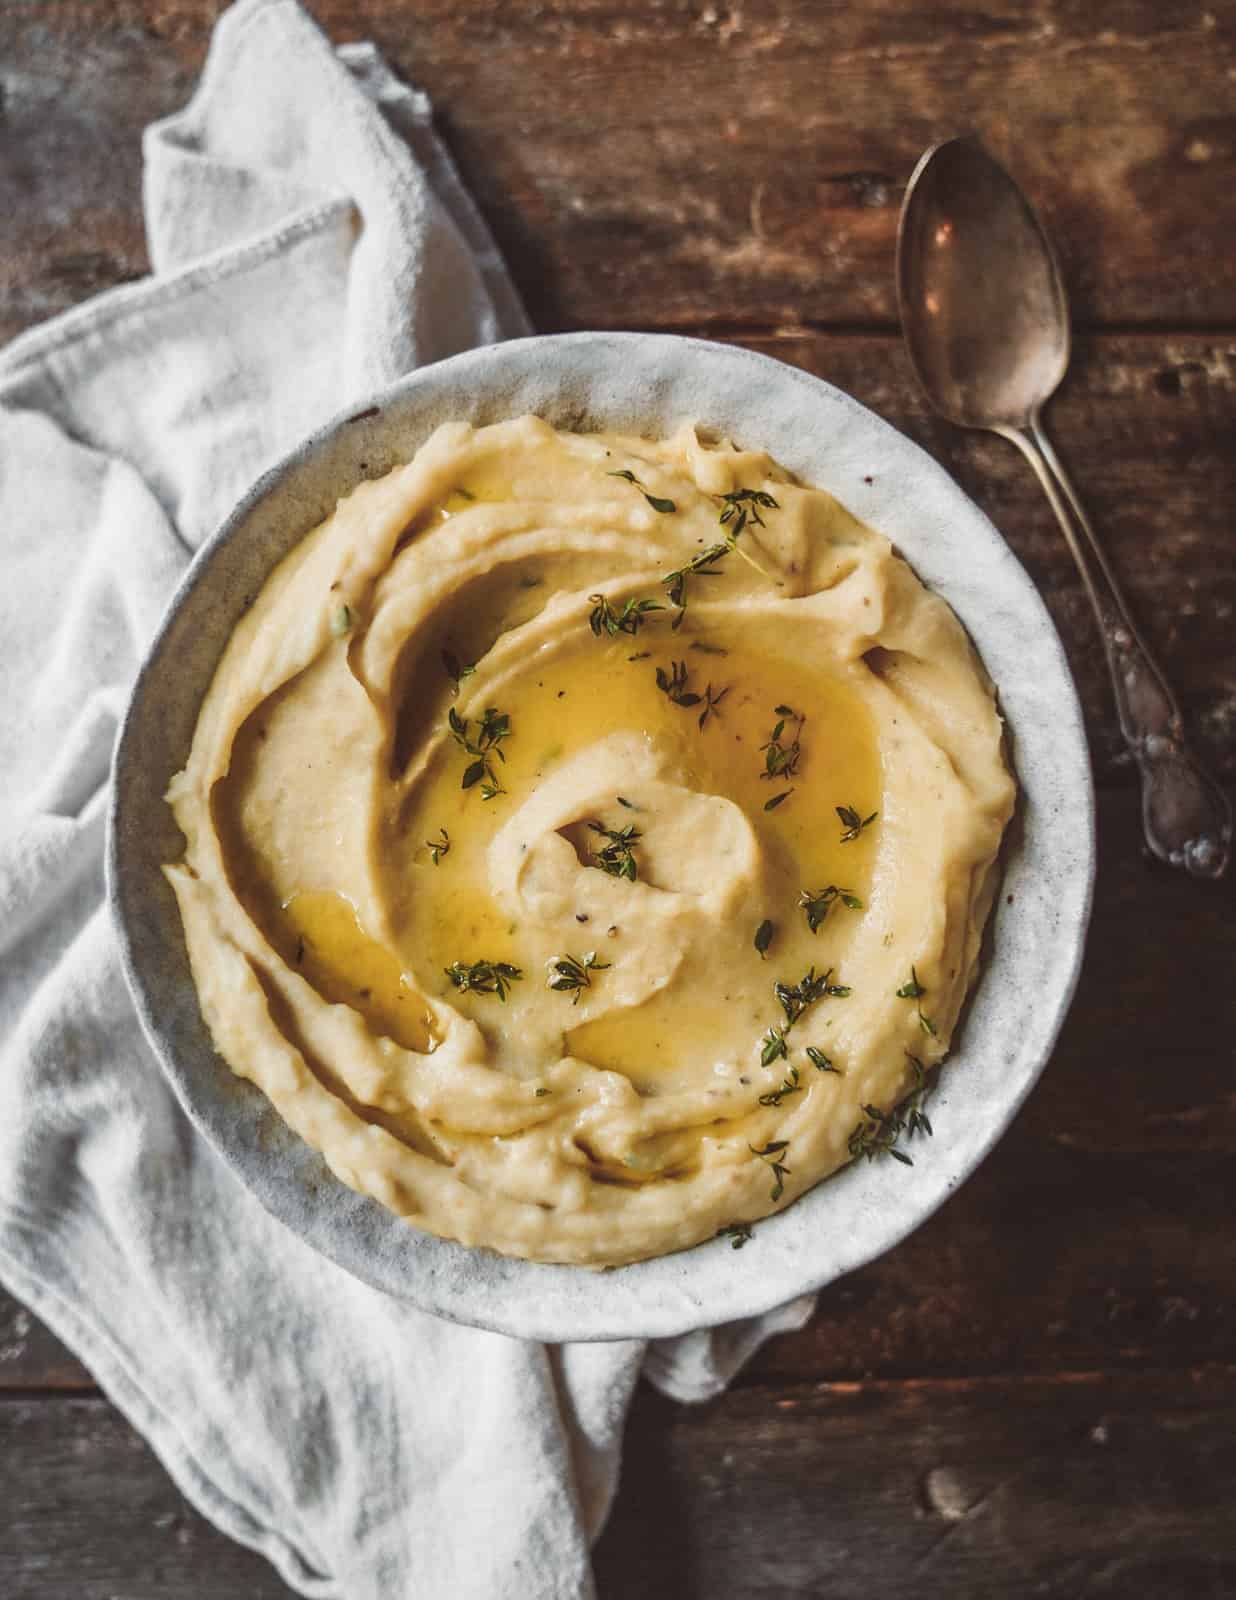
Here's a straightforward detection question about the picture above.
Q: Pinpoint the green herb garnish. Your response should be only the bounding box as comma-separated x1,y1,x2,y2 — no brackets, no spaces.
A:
718,1222,754,1249
717,486,779,541
774,965,851,1028
547,950,611,1004
896,966,937,1036
806,1046,842,1075
760,1026,789,1066
761,706,804,783
425,828,450,865
837,804,878,843
754,919,775,960
588,593,664,638
848,1055,935,1165
607,468,676,515
763,789,794,812
758,1064,801,1108
654,659,729,728
448,705,510,799
798,884,863,934
587,820,641,881
749,1140,791,1202
444,959,523,1002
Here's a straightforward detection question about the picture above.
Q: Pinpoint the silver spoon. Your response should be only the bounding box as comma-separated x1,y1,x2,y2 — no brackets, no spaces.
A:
896,136,1231,880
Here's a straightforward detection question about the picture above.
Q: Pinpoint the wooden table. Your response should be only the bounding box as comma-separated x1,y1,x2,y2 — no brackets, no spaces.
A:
3,4,1234,1594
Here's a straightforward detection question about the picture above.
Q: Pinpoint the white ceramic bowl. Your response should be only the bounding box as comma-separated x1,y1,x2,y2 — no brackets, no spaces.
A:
109,332,1094,1341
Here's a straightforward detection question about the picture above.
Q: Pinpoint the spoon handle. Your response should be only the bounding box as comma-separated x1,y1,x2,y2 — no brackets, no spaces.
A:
1004,419,1231,880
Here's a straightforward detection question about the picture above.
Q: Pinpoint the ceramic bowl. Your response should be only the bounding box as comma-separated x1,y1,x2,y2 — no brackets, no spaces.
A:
109,332,1094,1341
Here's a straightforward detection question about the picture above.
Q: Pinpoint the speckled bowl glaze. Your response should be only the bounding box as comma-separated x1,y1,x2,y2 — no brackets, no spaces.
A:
109,332,1094,1341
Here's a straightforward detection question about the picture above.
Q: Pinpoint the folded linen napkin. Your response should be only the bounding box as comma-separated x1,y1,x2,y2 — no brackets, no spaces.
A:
0,3,814,1594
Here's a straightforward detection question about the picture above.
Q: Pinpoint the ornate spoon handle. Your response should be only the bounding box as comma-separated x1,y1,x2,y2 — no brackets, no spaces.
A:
1001,419,1231,880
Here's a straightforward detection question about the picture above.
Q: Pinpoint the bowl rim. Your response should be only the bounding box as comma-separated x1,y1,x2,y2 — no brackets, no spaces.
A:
108,330,1096,1341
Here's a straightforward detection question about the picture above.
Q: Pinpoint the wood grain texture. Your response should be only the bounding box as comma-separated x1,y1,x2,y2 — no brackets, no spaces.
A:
2,2,1236,339
594,1367,1236,1598
4,1370,1235,1599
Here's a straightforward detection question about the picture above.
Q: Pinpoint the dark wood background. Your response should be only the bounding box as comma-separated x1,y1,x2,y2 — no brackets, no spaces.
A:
3,3,1234,1595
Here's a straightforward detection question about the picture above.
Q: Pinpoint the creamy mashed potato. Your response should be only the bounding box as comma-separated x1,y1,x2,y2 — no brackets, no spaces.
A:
165,416,1014,1265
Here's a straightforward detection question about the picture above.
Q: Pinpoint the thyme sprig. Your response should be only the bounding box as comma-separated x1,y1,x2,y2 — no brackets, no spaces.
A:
848,1055,935,1165
425,828,450,865
654,659,729,729
806,1046,842,1075
774,965,851,1028
448,705,511,799
607,468,676,515
761,705,805,783
837,804,878,843
661,540,733,629
799,884,863,934
717,486,779,541
587,820,641,881
445,959,523,1002
749,1139,791,1202
758,1064,801,1107
547,950,611,1003
588,593,664,638
896,966,938,1036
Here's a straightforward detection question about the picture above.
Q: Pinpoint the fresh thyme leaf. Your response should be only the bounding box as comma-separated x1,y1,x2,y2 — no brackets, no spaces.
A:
837,804,878,843
444,959,523,1002
760,1026,789,1067
761,707,805,782
425,828,450,865
754,919,774,959
763,789,794,812
606,468,676,514
806,1046,842,1075
689,641,729,656
896,966,937,1035
330,603,354,637
758,1064,801,1107
749,1140,791,1202
587,820,641,881
773,965,851,1028
848,1056,935,1165
628,651,652,661
534,1086,550,1096
588,593,664,638
441,648,476,692
654,660,729,727
547,950,612,1004
617,795,637,809
718,1222,753,1249
448,705,511,797
799,884,862,934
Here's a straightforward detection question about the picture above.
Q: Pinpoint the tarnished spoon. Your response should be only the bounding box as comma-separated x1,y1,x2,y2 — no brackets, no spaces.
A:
896,136,1230,880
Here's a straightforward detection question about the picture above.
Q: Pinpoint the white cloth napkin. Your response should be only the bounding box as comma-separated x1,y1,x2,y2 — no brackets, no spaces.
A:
0,3,814,1594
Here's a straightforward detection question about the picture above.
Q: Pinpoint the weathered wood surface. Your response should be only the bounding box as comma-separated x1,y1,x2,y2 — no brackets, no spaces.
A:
3,0,1236,1595
4,1369,1235,1599
2,1,1236,342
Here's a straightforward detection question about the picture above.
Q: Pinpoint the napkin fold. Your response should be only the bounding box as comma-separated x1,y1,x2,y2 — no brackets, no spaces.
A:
0,3,813,1593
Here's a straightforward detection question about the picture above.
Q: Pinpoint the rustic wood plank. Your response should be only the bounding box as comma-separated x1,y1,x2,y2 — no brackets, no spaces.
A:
5,1370,1234,1598
3,784,1231,1392
594,1366,1236,1598
2,2,1236,338
0,1396,295,1598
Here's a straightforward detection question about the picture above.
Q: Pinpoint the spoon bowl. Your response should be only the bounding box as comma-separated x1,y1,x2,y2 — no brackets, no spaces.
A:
897,138,1069,429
